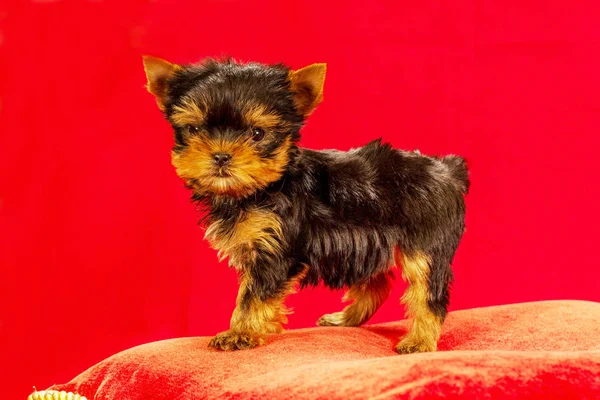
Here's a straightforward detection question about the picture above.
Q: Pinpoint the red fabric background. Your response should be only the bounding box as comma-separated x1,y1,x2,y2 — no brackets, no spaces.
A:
1,1,599,398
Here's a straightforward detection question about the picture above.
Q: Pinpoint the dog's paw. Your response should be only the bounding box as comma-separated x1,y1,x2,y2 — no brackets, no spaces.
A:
317,312,346,327
208,330,262,351
395,337,436,354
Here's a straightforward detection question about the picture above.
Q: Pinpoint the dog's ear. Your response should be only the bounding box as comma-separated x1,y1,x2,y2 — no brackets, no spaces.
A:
142,55,182,111
288,63,327,117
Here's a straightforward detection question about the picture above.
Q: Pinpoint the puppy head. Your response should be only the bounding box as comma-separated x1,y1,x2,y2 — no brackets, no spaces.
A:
142,56,326,198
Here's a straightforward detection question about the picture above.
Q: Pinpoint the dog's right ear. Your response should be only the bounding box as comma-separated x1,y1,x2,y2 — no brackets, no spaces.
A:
142,56,182,111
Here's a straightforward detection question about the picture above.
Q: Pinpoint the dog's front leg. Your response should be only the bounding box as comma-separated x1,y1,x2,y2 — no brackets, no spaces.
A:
208,261,305,351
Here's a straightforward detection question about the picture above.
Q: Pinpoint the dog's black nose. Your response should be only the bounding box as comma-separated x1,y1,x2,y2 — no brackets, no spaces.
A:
213,152,232,167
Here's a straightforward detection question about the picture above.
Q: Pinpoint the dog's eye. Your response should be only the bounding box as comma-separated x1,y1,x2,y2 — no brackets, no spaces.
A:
186,125,200,135
251,127,265,142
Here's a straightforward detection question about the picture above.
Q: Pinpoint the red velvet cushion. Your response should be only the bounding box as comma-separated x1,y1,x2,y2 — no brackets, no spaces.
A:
49,301,600,399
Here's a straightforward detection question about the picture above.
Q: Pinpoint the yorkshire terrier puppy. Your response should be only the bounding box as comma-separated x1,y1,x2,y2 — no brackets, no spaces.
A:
142,56,469,354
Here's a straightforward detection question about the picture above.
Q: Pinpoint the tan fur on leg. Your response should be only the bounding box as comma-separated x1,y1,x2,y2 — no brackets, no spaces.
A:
318,272,393,327
395,250,442,353
229,271,290,335
209,267,308,351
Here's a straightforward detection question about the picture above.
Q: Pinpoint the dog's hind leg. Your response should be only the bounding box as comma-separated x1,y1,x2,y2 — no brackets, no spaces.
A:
395,249,451,353
317,271,393,327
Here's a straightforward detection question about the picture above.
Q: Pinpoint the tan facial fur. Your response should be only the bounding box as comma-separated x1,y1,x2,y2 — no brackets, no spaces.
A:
170,98,206,126
171,133,292,198
243,103,286,130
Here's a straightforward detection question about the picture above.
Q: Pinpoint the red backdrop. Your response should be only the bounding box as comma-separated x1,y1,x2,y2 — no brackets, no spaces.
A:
1,1,599,398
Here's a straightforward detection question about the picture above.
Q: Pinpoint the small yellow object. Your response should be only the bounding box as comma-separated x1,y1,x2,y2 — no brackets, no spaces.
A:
27,388,87,400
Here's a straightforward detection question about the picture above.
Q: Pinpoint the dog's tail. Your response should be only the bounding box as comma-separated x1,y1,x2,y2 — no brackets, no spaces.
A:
442,155,470,195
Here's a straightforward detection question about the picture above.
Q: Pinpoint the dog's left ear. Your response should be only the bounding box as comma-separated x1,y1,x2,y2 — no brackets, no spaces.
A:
288,63,327,117
142,55,182,111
